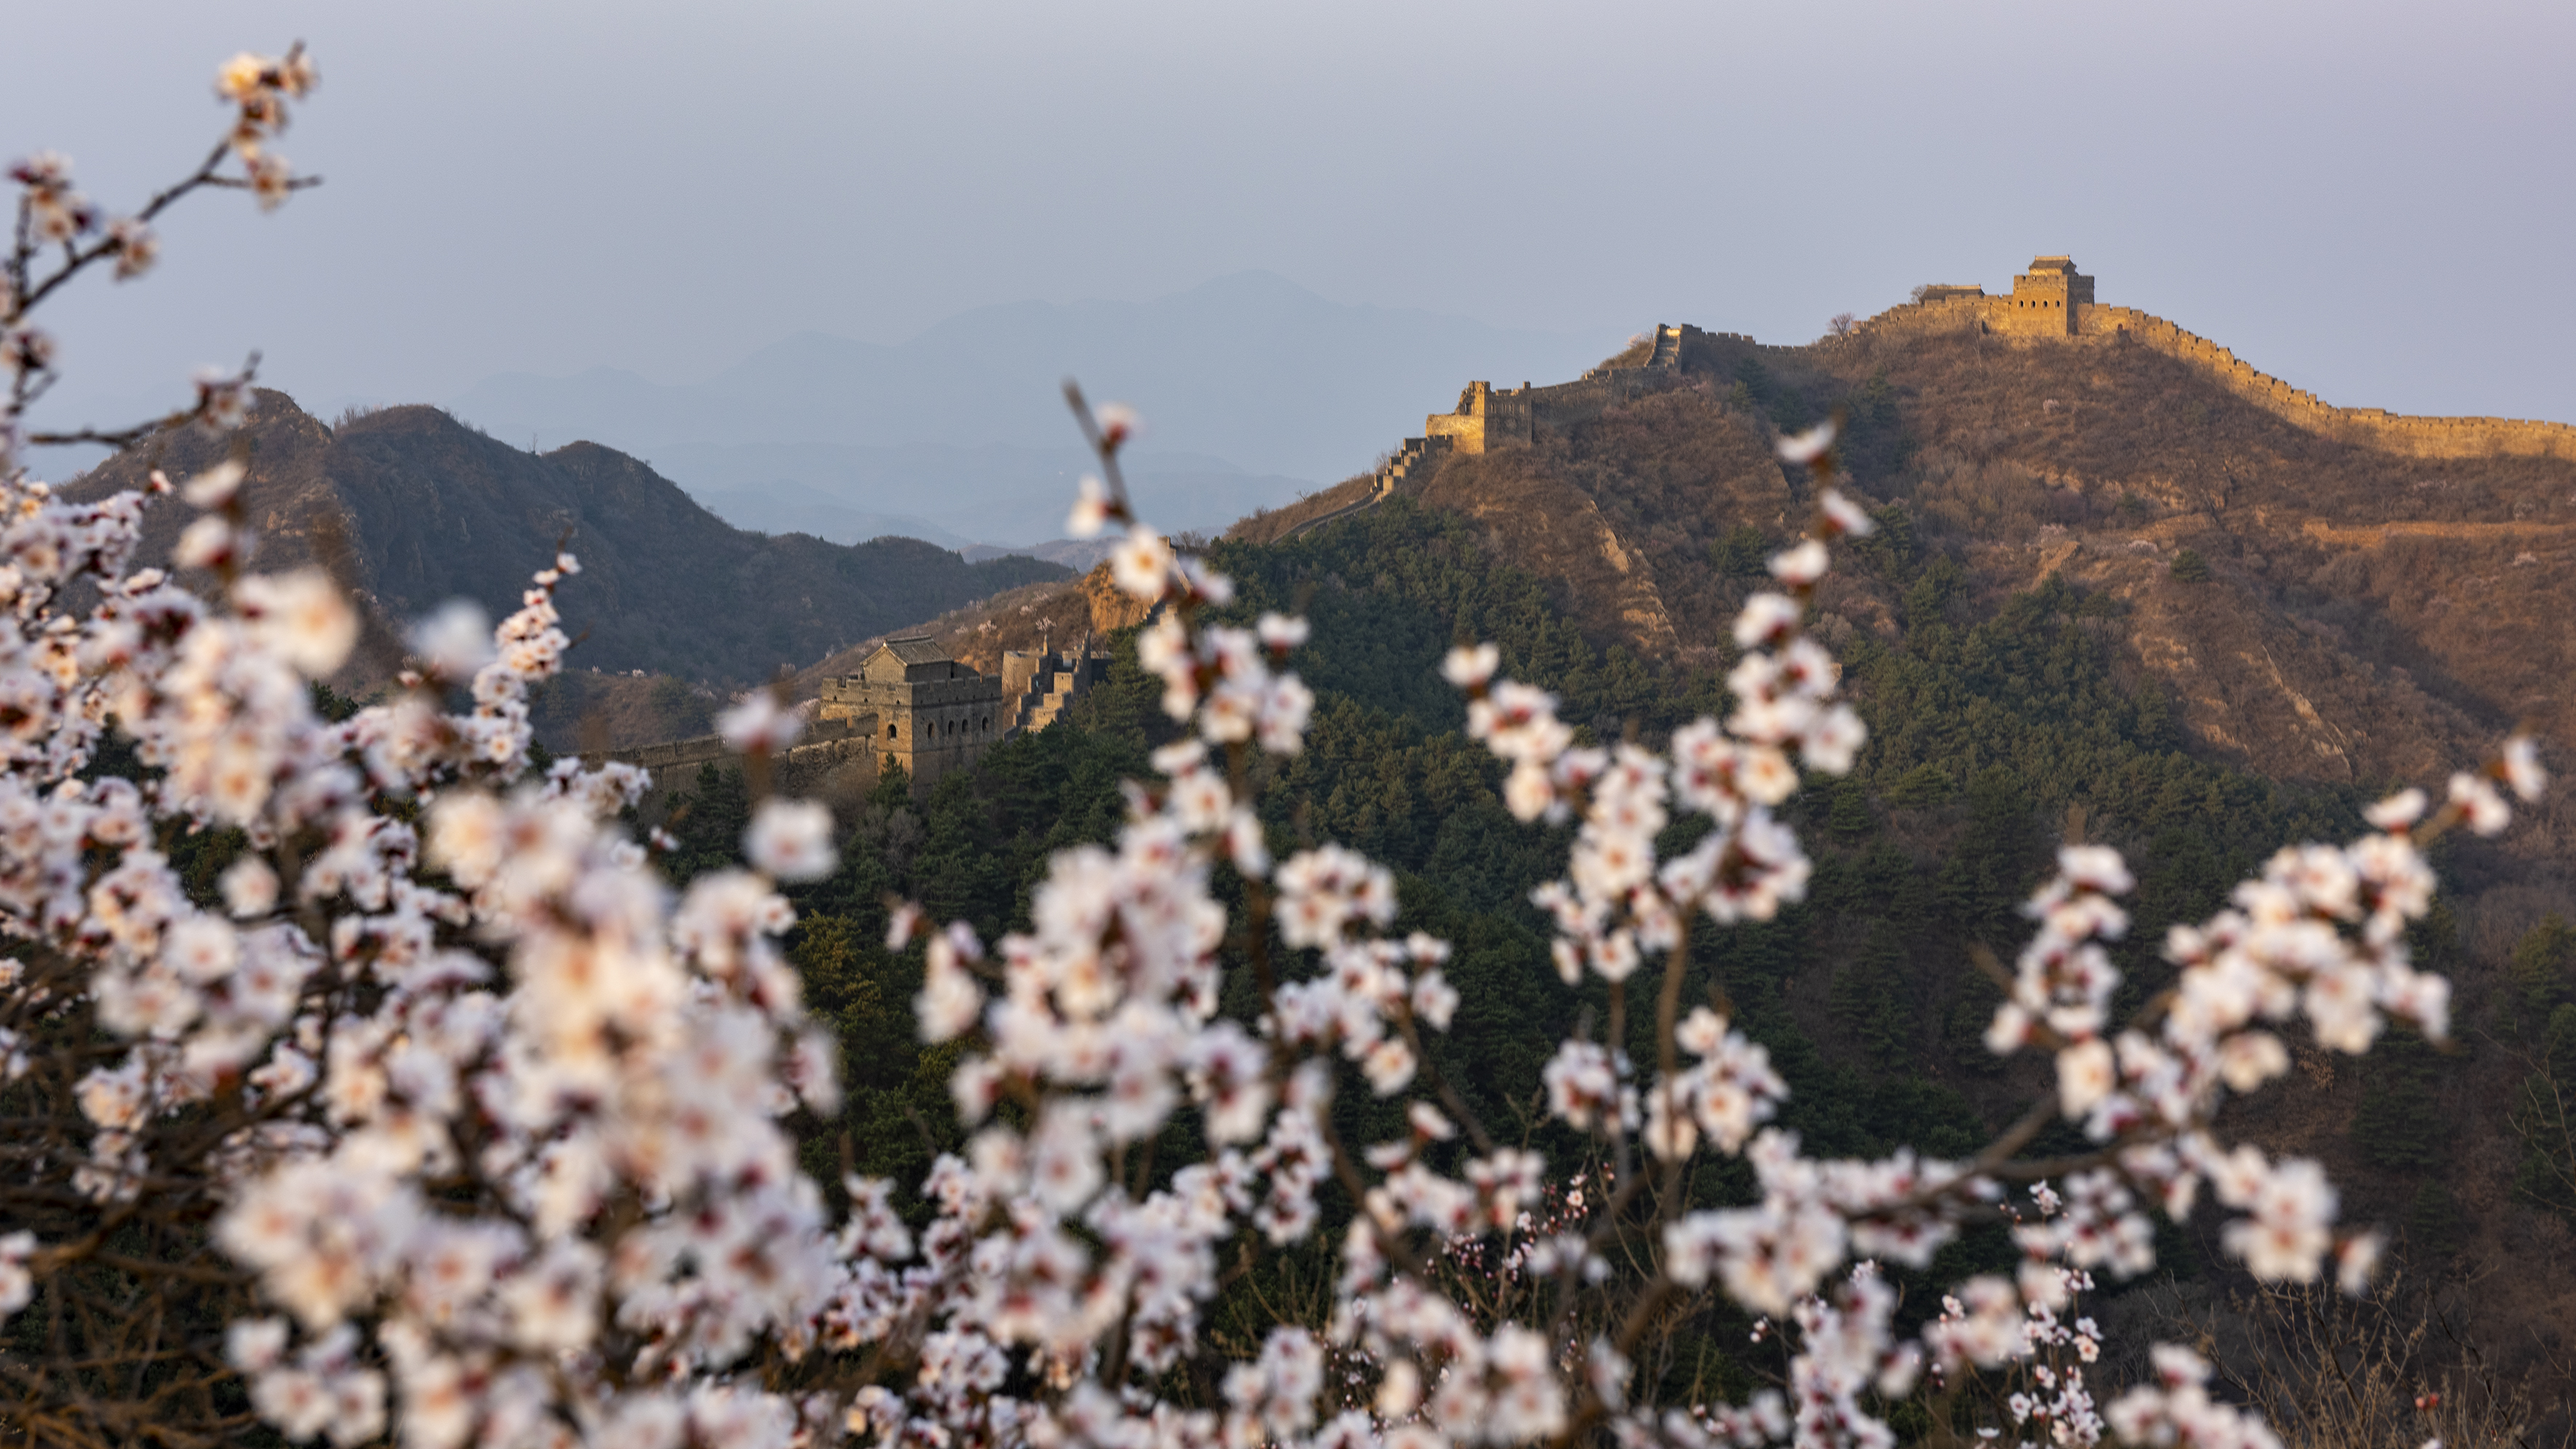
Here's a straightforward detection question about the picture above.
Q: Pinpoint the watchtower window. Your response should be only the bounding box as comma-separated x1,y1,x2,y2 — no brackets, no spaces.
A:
888,723,898,739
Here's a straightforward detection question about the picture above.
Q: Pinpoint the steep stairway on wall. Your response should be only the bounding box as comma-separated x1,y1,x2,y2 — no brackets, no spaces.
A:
1011,664,1070,734
1004,652,1108,736
1283,435,1453,541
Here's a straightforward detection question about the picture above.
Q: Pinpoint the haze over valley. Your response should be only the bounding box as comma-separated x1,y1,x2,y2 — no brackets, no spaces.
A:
444,270,1604,550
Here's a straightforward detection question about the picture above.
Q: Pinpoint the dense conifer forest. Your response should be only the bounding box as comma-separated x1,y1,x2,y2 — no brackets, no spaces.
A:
629,497,2564,1400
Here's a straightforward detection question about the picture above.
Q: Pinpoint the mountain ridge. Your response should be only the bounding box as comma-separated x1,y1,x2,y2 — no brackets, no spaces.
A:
651,438,1316,548
889,304,2576,872
60,392,1071,688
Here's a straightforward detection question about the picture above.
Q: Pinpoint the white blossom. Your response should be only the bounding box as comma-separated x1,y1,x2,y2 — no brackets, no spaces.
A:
745,797,838,881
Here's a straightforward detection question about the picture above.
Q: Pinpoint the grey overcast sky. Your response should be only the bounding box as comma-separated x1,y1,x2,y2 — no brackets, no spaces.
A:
8,0,2572,428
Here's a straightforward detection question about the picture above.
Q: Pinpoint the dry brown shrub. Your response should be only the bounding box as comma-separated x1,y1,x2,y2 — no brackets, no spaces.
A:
2141,1275,2571,1449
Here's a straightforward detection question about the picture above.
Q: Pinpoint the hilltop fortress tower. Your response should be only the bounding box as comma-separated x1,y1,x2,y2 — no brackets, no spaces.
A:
1284,324,1712,534
2005,255,2094,334
817,636,1004,785
1907,255,2095,336
1866,255,2576,462
808,634,1107,786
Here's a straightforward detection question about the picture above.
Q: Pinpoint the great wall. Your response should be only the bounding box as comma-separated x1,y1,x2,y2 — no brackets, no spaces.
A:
1861,256,2576,463
611,252,2576,795
587,635,1108,798
1285,323,1712,538
1275,253,2576,542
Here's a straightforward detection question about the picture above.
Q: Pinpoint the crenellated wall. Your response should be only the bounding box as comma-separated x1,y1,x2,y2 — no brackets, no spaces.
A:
1857,258,2576,464
586,713,883,808
1426,324,1697,454
1280,434,1456,540
2074,305,2576,462
1001,649,1111,734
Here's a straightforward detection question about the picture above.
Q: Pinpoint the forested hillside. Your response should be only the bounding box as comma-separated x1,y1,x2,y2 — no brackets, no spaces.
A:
169,308,2559,1404
1443,333,2576,821
633,489,2576,1411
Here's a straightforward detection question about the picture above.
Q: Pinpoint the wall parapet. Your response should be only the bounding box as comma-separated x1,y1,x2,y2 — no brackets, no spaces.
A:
601,713,873,774
1429,327,1697,455
583,713,881,810
2074,305,2576,463
1855,257,2576,465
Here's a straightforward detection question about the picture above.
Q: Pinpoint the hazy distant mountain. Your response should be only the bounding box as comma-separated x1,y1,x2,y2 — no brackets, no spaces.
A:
661,440,1321,547
960,538,1120,570
687,480,980,551
449,271,1602,543
62,392,1070,686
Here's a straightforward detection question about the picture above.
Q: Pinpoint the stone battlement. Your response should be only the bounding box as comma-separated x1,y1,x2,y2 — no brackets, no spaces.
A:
817,635,1006,785
1425,323,1698,454
605,713,876,774
585,713,881,812
598,635,1096,803
1861,256,2576,462
1001,647,1110,735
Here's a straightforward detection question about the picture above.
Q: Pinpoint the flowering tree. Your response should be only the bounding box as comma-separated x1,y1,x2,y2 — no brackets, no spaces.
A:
1,49,2554,1449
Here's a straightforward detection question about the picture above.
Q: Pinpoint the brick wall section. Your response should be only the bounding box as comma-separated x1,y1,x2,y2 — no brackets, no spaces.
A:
607,715,870,773
1280,436,1454,540
2077,305,2576,462
819,668,1003,786
1426,326,1697,454
1858,272,2576,464
586,714,883,806
1000,650,1040,705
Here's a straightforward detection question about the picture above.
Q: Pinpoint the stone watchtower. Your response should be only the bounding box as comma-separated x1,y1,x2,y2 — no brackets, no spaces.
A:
1421,325,1697,455
1425,380,1536,455
2001,255,2095,336
816,635,1004,786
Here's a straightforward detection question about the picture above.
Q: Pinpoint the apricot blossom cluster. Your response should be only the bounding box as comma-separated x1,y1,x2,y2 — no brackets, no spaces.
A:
16,395,2537,1448
1975,739,2541,1293
6,47,311,467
